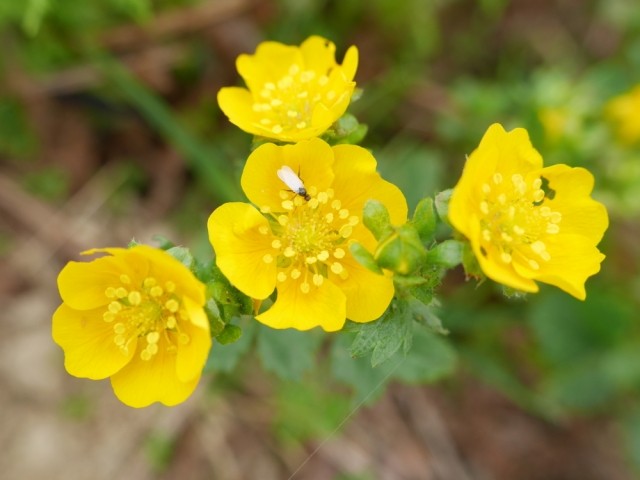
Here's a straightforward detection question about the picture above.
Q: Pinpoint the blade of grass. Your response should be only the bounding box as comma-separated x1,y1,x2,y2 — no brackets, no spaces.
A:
98,55,241,202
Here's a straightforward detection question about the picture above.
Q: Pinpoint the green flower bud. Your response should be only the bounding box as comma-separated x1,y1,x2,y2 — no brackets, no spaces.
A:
425,239,463,268
375,224,426,275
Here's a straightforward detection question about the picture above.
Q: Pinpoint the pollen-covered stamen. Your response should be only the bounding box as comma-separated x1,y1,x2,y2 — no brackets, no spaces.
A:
252,62,345,135
101,276,190,360
269,188,356,293
478,173,562,269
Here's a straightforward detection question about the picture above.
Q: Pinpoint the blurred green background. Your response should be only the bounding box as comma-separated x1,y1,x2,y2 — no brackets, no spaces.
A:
1,0,639,479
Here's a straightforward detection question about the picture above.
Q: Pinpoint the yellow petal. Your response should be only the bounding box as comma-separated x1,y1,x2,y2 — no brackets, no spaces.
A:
110,338,200,408
208,202,276,299
236,41,303,92
241,139,335,211
340,45,359,82
539,165,609,244
57,250,133,310
299,36,338,75
175,319,212,383
331,144,408,225
514,234,605,300
217,86,261,136
52,304,134,379
256,279,346,332
331,255,395,323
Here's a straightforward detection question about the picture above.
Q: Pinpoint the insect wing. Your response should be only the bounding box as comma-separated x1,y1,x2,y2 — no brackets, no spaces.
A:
277,165,305,192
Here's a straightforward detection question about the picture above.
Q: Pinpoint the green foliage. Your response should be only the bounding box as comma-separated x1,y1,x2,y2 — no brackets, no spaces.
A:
144,431,175,474
272,380,350,444
256,326,324,381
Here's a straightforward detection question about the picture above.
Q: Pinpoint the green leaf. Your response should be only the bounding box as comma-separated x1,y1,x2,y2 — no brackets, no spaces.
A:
394,328,457,383
205,317,257,373
273,380,350,444
362,199,393,240
411,197,437,243
256,326,323,380
426,239,463,268
349,242,382,274
407,297,448,334
166,246,194,269
331,334,401,405
349,300,413,367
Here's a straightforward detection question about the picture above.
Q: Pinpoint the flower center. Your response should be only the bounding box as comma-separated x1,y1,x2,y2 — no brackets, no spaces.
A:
252,63,340,136
102,275,190,360
478,173,562,270
259,187,359,293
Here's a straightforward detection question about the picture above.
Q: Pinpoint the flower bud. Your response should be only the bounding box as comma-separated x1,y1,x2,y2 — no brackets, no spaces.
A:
374,224,426,275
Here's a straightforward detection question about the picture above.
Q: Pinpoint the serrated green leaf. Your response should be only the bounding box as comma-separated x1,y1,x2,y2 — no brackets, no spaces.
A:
394,328,457,383
257,326,323,380
408,298,447,334
166,246,194,269
412,197,437,243
426,239,463,268
349,301,413,367
331,334,400,405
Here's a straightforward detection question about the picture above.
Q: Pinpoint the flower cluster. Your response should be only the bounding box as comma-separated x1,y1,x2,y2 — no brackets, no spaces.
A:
52,37,609,408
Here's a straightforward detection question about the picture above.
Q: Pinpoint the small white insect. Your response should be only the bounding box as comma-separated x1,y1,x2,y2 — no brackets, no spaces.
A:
277,165,310,201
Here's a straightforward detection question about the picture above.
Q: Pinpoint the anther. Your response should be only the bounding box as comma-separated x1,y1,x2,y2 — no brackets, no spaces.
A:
300,282,310,294
263,254,274,264
150,286,163,297
271,239,282,249
480,201,489,215
284,246,296,257
291,269,301,279
305,256,318,264
272,125,283,134
278,215,289,226
108,301,122,313
277,272,288,282
119,274,131,284
333,248,345,259
339,225,353,238
317,250,330,261
165,299,179,313
115,287,128,298
147,331,160,344
338,209,349,219
105,287,116,298
493,173,503,184
313,274,324,286
128,291,141,306
166,316,177,329
331,262,344,274
331,199,341,209
500,252,512,263
165,282,175,293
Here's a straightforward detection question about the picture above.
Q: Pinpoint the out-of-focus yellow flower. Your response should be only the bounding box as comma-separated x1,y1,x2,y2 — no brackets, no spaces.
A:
208,138,407,331
449,123,608,300
538,106,570,142
52,246,211,408
217,36,358,142
605,85,640,144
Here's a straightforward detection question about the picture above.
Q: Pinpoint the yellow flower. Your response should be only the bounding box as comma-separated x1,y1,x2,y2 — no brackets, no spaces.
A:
52,245,211,408
217,36,358,142
449,123,608,300
605,85,640,144
208,138,407,331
